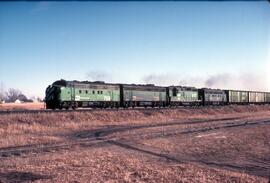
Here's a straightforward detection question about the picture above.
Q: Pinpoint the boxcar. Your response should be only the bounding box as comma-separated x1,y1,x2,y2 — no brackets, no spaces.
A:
167,86,201,106
198,88,227,106
45,80,120,109
265,92,270,104
249,91,265,104
121,84,166,107
224,90,249,104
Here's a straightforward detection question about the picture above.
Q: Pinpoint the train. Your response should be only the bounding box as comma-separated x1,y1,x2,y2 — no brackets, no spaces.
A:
44,79,270,109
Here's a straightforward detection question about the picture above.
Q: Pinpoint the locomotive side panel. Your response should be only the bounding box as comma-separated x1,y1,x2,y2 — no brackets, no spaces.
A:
122,84,166,107
168,86,200,106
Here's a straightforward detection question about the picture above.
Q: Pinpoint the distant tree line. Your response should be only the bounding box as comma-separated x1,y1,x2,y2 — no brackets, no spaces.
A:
0,88,42,103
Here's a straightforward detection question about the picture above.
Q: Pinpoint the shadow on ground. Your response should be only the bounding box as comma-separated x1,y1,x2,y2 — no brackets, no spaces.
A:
0,171,51,182
107,139,270,179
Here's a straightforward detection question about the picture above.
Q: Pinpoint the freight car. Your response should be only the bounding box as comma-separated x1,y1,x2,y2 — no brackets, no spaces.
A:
224,90,249,105
198,88,227,106
167,86,201,106
249,91,265,104
265,92,270,104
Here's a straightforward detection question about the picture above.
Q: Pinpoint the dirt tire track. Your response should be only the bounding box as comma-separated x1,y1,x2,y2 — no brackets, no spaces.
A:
88,118,270,142
76,117,243,139
105,121,270,178
0,118,269,160
0,139,105,158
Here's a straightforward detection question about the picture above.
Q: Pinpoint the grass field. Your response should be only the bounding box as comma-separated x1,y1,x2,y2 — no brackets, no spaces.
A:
0,102,45,111
0,105,270,182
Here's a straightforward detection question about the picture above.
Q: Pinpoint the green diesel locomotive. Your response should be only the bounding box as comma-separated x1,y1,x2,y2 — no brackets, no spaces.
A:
45,80,120,109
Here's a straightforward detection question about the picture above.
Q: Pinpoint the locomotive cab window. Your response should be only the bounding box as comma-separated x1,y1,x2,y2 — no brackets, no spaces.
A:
92,91,95,94
79,90,82,94
100,91,103,94
85,90,88,94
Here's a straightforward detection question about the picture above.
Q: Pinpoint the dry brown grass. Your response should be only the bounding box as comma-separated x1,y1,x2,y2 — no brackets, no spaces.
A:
0,102,45,111
0,105,270,182
0,146,266,183
1,105,270,148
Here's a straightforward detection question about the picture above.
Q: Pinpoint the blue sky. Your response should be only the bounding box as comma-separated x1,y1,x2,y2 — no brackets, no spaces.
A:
0,2,270,97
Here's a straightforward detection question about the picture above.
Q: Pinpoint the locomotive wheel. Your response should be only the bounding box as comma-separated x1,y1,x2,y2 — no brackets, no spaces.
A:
72,102,78,110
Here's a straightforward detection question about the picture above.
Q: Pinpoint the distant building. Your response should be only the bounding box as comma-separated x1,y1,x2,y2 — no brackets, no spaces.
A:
14,99,21,103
